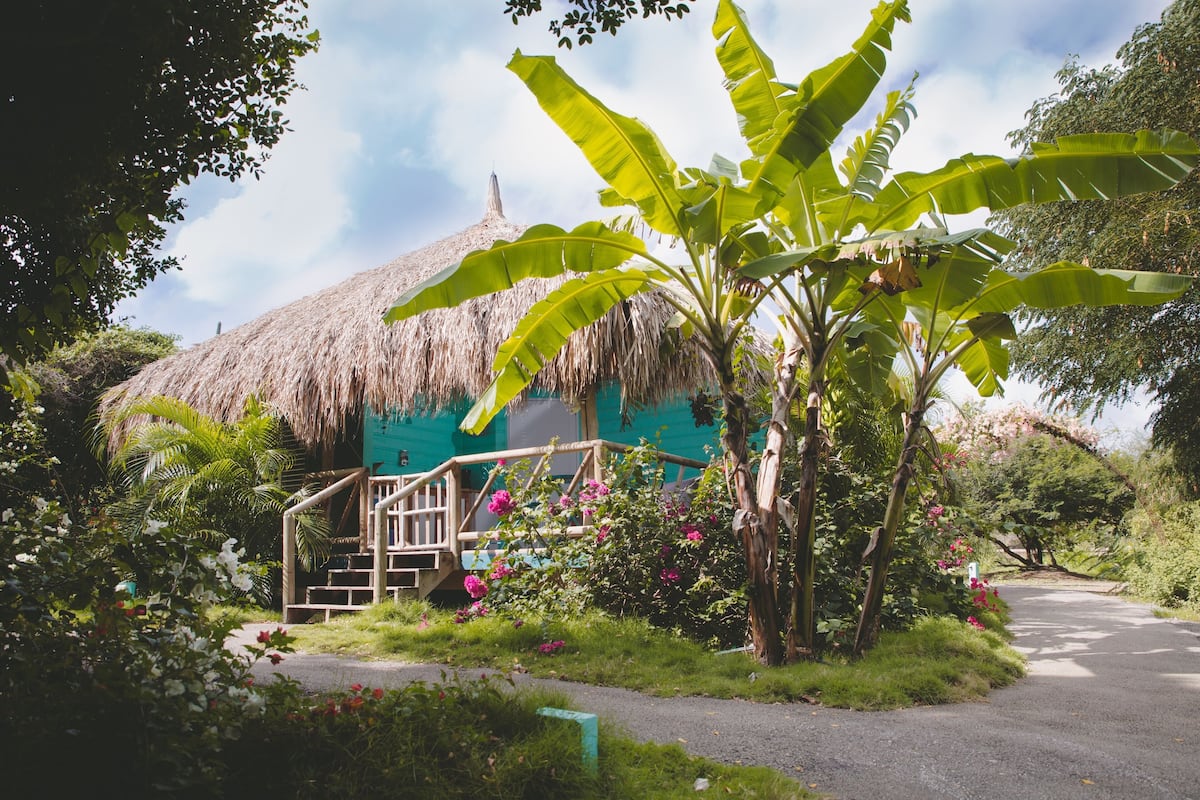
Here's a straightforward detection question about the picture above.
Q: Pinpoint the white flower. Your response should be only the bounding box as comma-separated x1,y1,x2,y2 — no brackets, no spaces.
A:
145,520,168,535
14,553,35,564
1,508,13,523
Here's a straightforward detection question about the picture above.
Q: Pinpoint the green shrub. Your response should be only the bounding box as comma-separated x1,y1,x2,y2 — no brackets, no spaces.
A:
1125,501,1200,611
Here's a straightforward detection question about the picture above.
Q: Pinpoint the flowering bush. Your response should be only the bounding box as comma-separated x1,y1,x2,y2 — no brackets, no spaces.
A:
0,497,288,795
470,443,747,648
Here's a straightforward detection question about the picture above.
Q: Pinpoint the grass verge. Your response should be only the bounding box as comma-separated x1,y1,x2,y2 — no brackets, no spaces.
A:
289,604,1024,710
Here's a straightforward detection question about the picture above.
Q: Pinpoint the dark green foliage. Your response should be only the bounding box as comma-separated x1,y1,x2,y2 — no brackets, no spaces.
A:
994,0,1200,491
1,503,275,798
503,0,694,48
11,327,178,512
231,677,597,800
0,1,317,370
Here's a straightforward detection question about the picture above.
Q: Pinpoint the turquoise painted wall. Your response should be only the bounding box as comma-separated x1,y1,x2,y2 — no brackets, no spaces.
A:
362,384,720,480
593,383,720,468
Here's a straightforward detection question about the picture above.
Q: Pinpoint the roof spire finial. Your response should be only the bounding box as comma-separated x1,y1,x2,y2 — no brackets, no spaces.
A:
484,172,504,220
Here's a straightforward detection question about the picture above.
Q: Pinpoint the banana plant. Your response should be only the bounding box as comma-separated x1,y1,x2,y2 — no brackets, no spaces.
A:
386,0,1199,663
848,236,1192,654
386,0,912,666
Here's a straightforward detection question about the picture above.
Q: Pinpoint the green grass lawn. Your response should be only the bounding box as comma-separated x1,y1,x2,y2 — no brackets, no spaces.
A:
288,602,1024,711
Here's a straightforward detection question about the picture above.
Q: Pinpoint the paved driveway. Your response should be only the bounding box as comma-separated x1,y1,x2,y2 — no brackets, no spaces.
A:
242,586,1200,799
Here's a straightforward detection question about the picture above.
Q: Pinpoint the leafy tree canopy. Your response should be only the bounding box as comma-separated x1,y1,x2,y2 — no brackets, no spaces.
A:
502,0,694,48
993,0,1200,491
0,1,318,376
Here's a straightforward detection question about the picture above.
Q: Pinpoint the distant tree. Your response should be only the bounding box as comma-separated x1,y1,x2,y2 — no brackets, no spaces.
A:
941,405,1136,567
0,1,318,377
16,327,178,513
503,0,695,47
993,0,1200,492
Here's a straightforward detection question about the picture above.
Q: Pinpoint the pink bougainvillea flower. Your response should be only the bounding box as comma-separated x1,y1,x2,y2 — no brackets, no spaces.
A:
596,524,610,543
659,544,672,558
256,629,272,644
685,530,704,542
497,458,506,467
372,688,384,700
487,489,516,516
967,616,985,630
268,653,283,665
660,567,681,584
463,574,489,599
537,640,566,655
350,683,363,693
512,619,525,629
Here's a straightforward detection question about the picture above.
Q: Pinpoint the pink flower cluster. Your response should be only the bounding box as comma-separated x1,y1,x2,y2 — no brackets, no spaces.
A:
970,577,1000,613
681,522,704,542
660,567,681,584
487,560,513,581
463,574,489,599
487,489,516,516
537,640,566,655
453,601,489,624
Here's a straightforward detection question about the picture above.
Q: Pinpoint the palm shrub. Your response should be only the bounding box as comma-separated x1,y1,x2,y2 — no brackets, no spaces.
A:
103,394,330,603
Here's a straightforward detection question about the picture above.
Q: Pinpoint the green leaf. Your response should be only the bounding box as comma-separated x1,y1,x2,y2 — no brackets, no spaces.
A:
383,222,646,322
712,0,785,144
865,128,1200,231
968,262,1193,315
839,76,917,201
461,267,667,433
736,245,838,280
509,51,687,236
747,0,911,193
946,327,1010,397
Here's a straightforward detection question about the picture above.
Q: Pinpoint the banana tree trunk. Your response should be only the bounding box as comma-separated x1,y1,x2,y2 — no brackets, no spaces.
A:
852,401,926,656
718,368,784,666
787,383,823,659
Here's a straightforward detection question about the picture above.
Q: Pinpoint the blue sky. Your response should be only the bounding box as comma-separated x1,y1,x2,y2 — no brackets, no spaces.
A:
114,0,1173,443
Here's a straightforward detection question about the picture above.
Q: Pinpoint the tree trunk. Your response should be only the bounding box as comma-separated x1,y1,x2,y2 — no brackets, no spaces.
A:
853,405,925,656
719,377,784,666
787,385,822,659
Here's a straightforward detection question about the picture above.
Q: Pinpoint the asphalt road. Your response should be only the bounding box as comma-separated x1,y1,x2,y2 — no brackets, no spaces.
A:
238,586,1200,799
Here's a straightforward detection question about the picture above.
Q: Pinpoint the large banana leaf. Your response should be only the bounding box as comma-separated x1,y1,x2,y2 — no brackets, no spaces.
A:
509,52,687,237
962,262,1192,316
945,324,1012,397
748,0,910,193
863,129,1200,231
461,266,669,434
384,223,645,321
713,0,785,145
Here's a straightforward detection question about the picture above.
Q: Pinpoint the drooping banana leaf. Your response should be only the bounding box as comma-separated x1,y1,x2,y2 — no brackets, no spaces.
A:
461,266,669,433
384,222,645,321
509,51,687,237
965,262,1193,315
862,128,1200,231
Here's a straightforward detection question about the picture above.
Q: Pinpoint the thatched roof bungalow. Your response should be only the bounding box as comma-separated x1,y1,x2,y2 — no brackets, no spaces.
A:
103,176,745,476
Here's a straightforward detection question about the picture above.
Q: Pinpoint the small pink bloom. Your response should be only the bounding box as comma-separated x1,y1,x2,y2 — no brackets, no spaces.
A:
686,530,703,542
256,629,272,644
660,567,681,584
487,489,516,516
372,688,384,700
967,616,985,630
350,683,363,693
268,653,283,665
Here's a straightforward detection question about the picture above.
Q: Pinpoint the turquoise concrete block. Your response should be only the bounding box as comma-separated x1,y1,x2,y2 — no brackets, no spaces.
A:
537,707,598,774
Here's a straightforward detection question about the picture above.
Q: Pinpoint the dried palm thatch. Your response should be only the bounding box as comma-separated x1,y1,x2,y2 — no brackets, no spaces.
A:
102,177,763,455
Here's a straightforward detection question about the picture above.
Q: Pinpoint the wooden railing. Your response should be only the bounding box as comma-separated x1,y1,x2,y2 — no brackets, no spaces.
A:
368,440,708,602
281,467,368,613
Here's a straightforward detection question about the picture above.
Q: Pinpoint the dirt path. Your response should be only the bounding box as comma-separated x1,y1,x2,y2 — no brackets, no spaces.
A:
240,585,1200,799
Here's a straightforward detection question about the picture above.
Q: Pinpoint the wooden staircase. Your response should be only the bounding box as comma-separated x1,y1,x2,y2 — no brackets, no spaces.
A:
285,549,456,623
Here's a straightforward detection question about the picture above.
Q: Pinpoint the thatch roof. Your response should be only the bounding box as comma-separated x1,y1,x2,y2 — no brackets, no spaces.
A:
103,176,747,453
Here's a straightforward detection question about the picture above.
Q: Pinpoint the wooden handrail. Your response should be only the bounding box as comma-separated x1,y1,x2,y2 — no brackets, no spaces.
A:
282,467,367,620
